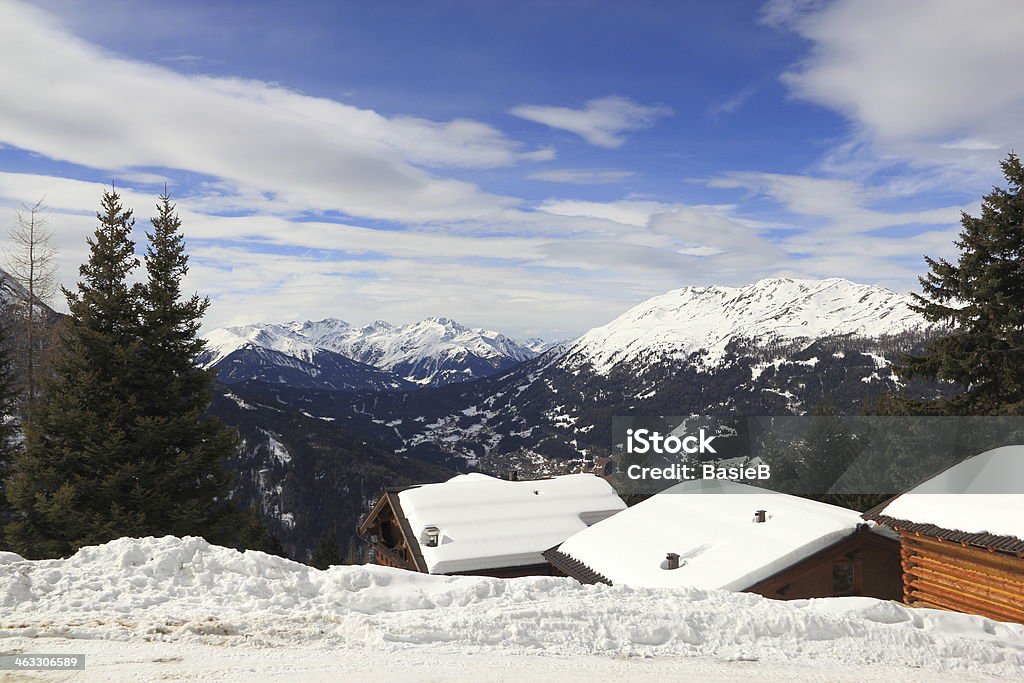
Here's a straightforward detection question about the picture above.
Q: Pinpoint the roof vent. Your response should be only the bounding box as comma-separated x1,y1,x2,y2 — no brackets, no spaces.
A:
424,526,440,547
665,552,680,570
508,469,519,481
753,510,767,523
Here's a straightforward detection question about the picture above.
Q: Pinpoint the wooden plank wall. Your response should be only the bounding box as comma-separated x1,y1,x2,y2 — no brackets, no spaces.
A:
901,533,1024,623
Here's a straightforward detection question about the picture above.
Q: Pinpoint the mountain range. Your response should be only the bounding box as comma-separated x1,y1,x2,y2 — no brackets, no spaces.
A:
1,268,953,560
227,277,949,489
201,317,549,389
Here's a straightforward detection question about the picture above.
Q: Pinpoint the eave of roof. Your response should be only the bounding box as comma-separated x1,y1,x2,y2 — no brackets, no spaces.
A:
865,512,1024,555
542,547,612,585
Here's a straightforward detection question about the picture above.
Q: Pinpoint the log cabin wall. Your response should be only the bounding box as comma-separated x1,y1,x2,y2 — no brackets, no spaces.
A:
746,531,902,601
900,533,1024,623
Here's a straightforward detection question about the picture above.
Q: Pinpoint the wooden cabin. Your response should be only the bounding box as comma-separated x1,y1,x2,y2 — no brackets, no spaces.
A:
864,445,1024,623
545,479,902,601
357,473,626,577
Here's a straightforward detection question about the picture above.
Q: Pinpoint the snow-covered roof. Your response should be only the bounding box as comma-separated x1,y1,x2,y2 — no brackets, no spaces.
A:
397,473,626,575
556,480,869,591
876,445,1024,542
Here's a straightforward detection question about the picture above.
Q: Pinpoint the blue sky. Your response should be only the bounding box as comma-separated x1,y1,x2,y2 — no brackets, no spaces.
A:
1,0,1023,339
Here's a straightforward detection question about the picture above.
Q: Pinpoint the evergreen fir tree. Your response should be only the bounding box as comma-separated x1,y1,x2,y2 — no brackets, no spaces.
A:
894,153,1024,415
133,192,239,543
6,188,143,557
309,530,343,569
236,503,287,558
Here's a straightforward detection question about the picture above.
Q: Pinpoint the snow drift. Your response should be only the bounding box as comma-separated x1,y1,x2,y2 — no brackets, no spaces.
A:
2,536,1024,678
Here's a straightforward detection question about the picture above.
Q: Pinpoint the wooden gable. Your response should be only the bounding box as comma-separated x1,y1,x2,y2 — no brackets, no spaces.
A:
357,489,427,573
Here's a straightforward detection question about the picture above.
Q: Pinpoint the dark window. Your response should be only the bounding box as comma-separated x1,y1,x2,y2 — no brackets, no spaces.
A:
832,562,856,596
382,522,400,549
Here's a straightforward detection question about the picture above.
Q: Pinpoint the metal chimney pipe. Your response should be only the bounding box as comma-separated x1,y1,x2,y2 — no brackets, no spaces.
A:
508,469,519,481
753,510,767,523
666,552,680,570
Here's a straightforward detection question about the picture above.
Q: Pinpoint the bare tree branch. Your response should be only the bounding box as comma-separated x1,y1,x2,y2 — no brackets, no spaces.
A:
4,197,58,418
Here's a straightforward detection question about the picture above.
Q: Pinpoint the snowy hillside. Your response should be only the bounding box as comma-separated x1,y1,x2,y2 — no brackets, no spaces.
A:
0,267,30,306
202,316,541,387
0,266,60,322
2,536,1023,681
565,277,935,373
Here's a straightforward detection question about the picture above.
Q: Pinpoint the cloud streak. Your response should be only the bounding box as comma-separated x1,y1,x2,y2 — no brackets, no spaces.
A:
527,169,636,184
510,96,672,148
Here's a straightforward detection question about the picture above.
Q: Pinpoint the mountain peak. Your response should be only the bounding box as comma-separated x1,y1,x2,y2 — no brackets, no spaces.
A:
567,277,929,374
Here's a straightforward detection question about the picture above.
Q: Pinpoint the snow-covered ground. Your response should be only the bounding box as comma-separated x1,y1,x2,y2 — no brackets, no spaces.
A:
2,537,1024,682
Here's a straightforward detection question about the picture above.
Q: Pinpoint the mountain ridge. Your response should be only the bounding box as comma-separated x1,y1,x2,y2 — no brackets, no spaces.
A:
203,315,546,387
564,277,935,374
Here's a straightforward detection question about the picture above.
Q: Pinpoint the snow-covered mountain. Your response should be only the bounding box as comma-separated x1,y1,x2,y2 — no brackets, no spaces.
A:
564,277,933,374
230,277,949,476
199,325,413,392
0,268,29,306
202,317,543,388
285,316,540,385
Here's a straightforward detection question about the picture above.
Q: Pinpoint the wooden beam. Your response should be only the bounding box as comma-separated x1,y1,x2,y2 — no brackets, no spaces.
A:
904,553,1024,597
904,533,1024,569
905,564,1024,611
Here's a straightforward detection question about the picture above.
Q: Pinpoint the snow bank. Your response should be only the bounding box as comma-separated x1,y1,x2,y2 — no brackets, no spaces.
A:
0,551,24,565
2,537,1024,678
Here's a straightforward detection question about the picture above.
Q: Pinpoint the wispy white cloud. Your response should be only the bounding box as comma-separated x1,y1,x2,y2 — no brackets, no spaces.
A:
0,0,552,226
159,54,212,67
527,169,636,184
709,171,967,233
771,0,1024,172
510,96,672,148
707,84,759,119
759,0,825,28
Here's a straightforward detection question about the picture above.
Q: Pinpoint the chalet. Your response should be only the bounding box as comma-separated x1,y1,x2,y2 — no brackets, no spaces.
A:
357,472,626,578
545,479,902,601
863,444,1024,623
